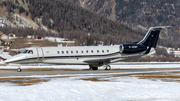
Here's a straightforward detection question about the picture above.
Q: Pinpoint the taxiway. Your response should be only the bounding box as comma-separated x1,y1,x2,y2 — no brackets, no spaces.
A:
0,68,180,76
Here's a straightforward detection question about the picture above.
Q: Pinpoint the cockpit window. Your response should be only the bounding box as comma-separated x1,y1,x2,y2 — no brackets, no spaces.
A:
28,50,33,54
21,50,28,54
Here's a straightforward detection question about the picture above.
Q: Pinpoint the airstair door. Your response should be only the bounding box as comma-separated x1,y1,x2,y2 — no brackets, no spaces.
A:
36,48,44,62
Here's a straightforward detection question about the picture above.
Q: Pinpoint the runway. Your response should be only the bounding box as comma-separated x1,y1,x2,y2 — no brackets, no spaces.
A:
0,67,180,76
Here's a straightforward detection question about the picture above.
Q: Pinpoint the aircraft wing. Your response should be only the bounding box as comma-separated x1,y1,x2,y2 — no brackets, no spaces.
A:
83,54,141,63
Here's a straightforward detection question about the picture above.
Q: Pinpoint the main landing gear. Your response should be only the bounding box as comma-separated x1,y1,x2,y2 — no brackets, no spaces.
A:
103,65,111,70
89,65,111,70
89,65,98,70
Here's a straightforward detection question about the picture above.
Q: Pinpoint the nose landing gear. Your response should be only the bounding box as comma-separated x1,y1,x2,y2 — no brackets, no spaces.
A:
17,66,22,72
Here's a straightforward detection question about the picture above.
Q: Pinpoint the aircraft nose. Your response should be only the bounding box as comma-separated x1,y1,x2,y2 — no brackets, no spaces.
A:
4,59,10,64
4,58,13,64
4,54,26,65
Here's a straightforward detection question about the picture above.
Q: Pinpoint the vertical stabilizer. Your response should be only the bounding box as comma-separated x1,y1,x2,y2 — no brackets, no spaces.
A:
138,26,172,48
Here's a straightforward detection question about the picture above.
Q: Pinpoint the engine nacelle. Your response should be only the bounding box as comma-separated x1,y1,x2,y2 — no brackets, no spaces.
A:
119,43,147,53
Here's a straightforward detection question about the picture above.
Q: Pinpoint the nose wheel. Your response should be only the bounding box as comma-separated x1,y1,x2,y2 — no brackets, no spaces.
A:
17,66,22,72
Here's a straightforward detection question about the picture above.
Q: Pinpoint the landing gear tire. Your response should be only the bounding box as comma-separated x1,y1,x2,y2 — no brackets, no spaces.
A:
89,66,92,70
104,65,111,70
17,68,22,72
92,67,98,70
89,65,98,70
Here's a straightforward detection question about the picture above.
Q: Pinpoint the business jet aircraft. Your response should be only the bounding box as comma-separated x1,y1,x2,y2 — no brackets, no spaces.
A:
5,26,173,72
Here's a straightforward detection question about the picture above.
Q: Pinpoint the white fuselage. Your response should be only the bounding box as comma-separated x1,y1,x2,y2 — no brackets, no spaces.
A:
41,45,120,65
5,45,150,66
5,45,123,65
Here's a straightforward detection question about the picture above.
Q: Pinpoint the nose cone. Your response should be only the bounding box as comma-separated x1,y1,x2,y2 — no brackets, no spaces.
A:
4,58,15,65
4,54,26,64
4,59,11,64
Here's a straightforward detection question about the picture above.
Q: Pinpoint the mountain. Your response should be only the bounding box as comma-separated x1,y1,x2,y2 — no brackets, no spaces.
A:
73,0,180,44
0,0,179,48
0,0,144,46
72,0,117,21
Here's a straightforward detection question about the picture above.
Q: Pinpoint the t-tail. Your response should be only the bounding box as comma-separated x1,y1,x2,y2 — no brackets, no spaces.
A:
138,26,173,48
119,26,174,54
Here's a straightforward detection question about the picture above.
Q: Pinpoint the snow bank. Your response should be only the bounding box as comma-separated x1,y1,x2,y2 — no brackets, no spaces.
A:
0,64,180,100
0,76,179,101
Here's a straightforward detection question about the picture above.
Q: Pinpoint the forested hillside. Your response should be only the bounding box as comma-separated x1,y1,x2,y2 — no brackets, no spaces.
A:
74,0,180,48
0,0,144,46
115,0,180,42
0,0,179,48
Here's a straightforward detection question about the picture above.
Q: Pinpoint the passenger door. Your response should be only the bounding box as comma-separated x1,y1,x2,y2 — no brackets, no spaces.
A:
36,48,44,62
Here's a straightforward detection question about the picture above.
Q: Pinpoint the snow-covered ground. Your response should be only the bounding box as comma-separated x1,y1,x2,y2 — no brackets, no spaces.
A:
0,74,180,101
44,37,75,43
0,64,180,101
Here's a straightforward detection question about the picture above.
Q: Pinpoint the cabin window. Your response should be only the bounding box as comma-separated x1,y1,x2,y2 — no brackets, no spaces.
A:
91,50,93,53
86,50,88,53
46,51,49,53
76,50,78,53
71,51,73,54
97,50,99,53
28,50,33,54
102,50,104,53
57,51,59,54
62,51,64,54
107,50,109,52
81,50,83,53
66,51,68,54
21,50,28,54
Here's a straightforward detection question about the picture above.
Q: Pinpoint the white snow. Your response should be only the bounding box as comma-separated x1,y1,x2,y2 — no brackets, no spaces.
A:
44,37,75,43
25,42,33,44
0,17,14,27
1,34,9,39
0,74,180,101
0,64,180,101
0,24,5,27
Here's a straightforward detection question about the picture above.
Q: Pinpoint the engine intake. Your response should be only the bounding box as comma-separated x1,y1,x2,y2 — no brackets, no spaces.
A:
120,43,147,53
